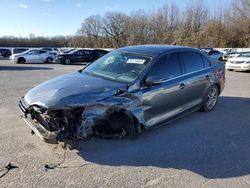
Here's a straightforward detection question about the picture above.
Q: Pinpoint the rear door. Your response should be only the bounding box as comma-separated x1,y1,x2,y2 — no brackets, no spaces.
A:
179,51,212,108
72,50,82,62
38,50,49,62
80,50,93,62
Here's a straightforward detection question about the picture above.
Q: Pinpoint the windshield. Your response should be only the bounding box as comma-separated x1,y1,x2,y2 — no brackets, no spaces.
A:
84,51,152,83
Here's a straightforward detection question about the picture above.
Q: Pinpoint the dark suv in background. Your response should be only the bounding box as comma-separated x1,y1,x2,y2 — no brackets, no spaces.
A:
56,49,109,64
12,48,29,54
0,48,11,57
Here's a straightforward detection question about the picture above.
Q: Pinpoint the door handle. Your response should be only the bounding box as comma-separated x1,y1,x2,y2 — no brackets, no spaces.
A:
179,83,185,89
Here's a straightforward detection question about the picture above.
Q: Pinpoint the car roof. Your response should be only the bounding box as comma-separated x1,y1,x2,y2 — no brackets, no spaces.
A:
116,45,196,57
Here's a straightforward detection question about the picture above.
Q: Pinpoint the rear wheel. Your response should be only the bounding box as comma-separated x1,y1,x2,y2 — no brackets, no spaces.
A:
46,57,53,63
17,57,26,64
201,85,219,112
64,58,71,65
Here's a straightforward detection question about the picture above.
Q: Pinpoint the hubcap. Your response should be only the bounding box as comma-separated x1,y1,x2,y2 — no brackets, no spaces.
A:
65,59,70,64
206,87,218,110
47,58,52,63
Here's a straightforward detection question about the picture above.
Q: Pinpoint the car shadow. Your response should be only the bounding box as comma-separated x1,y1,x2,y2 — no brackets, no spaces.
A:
74,96,250,179
0,66,53,71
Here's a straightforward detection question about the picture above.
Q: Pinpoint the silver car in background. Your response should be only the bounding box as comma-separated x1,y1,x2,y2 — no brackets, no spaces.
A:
9,49,56,64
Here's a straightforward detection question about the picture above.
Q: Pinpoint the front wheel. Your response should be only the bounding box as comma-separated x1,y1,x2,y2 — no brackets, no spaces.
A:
201,85,219,112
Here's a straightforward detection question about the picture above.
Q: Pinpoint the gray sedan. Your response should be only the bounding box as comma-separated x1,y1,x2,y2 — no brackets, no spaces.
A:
18,45,225,144
10,49,55,64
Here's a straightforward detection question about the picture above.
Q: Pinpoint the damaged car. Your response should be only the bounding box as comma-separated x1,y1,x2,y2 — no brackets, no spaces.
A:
18,45,225,144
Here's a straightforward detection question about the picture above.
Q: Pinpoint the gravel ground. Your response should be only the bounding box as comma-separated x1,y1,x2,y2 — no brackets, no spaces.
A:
0,58,250,188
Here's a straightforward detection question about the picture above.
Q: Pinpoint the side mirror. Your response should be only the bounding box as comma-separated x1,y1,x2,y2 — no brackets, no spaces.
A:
146,76,164,86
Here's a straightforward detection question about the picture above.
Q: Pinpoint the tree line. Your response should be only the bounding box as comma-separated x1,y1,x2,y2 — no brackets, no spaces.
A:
1,0,250,48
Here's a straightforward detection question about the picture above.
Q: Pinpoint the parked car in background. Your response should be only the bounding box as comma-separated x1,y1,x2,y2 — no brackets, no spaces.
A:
18,45,225,143
9,49,56,64
0,48,11,57
62,48,76,53
223,51,250,61
207,50,223,61
199,48,214,54
226,52,250,71
12,48,29,55
56,49,109,64
40,47,61,55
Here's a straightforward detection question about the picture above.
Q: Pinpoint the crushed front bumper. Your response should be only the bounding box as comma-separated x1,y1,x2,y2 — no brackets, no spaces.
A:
18,98,58,143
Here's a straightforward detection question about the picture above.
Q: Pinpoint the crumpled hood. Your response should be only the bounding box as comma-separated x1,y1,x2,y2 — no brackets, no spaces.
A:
24,71,126,108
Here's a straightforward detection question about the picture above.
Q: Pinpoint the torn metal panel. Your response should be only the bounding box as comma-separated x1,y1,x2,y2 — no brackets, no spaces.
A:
77,92,145,139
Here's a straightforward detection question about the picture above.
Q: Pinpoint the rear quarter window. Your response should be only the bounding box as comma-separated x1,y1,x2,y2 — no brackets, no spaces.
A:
202,56,211,68
182,52,204,73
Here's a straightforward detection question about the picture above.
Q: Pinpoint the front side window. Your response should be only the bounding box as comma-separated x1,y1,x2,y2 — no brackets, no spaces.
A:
146,53,182,80
27,50,40,54
73,50,81,55
39,50,47,54
182,52,204,73
84,51,151,83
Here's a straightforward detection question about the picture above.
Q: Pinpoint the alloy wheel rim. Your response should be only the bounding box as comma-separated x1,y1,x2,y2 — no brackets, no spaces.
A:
206,87,218,110
65,59,70,64
48,58,52,63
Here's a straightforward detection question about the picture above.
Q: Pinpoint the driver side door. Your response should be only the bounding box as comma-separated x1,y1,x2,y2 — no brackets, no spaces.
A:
26,50,40,63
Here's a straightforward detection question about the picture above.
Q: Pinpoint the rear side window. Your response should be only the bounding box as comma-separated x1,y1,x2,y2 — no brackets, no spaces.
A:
84,50,92,55
147,53,182,80
182,52,204,73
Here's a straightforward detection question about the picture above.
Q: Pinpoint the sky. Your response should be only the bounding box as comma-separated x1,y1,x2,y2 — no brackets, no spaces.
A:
0,0,231,37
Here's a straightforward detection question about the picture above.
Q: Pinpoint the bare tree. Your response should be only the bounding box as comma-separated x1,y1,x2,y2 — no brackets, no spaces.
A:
102,12,129,47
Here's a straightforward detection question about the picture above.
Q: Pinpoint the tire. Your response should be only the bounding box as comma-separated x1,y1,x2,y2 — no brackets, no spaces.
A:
227,69,233,71
64,58,71,65
17,57,26,64
108,109,137,138
46,57,53,63
201,85,219,112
